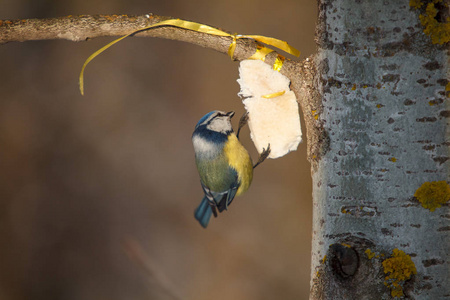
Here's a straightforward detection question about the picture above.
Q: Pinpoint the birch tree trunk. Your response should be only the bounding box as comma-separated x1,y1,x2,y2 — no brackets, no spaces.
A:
309,0,449,299
1,1,448,299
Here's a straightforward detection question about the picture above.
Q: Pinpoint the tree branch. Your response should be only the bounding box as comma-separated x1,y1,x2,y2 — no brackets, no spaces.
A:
0,14,321,163
1,14,303,71
1,14,265,60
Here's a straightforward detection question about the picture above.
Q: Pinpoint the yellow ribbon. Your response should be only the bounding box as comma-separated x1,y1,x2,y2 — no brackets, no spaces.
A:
79,18,300,95
248,44,274,61
79,34,131,95
262,90,286,99
273,55,285,72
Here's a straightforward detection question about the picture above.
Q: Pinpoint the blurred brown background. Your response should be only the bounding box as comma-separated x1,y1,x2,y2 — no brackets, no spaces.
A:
0,1,317,299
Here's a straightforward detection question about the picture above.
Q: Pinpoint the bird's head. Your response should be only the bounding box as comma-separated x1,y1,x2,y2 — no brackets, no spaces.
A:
195,110,235,134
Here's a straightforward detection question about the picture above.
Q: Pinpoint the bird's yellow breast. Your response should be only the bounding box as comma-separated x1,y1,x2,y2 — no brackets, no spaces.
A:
223,134,253,196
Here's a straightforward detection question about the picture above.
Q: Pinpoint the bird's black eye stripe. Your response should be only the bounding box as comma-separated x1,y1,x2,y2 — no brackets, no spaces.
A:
202,112,228,127
209,112,225,122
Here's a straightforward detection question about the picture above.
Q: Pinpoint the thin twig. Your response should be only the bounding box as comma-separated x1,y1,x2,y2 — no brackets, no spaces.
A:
1,14,256,59
0,13,318,161
1,14,303,82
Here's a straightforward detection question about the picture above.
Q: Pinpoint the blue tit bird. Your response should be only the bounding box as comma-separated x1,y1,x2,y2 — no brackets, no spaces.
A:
192,110,270,228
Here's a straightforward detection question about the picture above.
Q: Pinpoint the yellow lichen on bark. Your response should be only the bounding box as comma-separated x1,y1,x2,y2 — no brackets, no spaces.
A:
410,0,424,9
365,248,375,259
382,249,417,298
414,181,450,212
410,0,450,44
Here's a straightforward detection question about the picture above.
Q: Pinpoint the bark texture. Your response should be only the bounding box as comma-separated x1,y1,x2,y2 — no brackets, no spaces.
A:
0,14,254,58
310,0,449,299
0,14,304,100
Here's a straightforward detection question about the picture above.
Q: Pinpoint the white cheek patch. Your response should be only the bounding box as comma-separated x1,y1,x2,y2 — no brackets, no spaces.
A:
206,118,231,134
237,59,302,159
192,135,219,157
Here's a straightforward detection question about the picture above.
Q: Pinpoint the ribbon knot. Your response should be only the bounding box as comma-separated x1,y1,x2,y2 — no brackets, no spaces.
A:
79,18,300,95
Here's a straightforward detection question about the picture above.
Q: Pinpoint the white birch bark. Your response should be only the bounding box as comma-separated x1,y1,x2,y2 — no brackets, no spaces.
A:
309,0,449,299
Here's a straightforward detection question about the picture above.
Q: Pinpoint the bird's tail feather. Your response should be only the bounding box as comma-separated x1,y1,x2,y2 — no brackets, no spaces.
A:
194,197,213,228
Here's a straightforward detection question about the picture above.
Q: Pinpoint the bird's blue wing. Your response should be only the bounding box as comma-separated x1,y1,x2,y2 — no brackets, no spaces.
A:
194,196,214,228
216,184,238,212
201,181,239,213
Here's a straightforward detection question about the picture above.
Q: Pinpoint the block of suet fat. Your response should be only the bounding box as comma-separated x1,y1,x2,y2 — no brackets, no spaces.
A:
237,59,302,159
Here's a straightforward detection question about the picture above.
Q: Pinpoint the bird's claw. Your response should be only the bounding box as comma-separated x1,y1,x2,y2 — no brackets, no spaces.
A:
253,144,271,168
236,112,249,139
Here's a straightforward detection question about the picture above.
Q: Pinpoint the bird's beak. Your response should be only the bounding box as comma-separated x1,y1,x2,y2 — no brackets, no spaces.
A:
226,111,235,118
